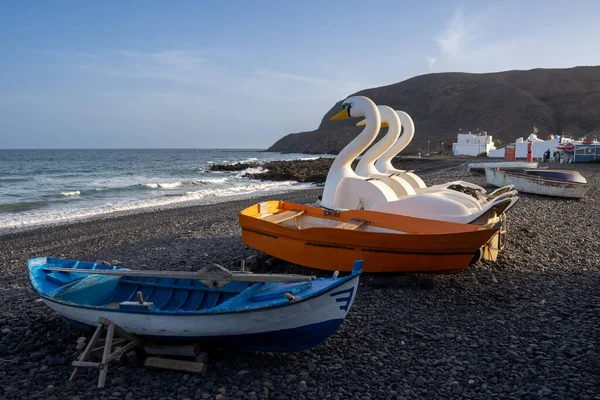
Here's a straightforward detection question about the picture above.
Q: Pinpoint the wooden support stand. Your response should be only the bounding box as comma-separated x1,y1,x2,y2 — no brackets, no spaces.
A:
69,317,142,388
70,317,208,388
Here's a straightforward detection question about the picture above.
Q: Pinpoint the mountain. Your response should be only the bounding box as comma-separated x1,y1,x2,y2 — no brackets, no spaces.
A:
267,66,600,154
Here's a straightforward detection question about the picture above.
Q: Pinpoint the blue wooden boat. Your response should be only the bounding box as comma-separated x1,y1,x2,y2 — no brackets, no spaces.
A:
28,257,362,352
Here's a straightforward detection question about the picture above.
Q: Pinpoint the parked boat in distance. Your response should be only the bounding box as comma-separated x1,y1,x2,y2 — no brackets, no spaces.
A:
520,169,588,184
468,161,538,175
28,257,362,352
485,168,591,198
239,200,504,274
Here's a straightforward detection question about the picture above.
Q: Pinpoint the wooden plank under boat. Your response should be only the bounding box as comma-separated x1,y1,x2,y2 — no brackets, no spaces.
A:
239,201,501,274
485,168,591,198
28,257,362,352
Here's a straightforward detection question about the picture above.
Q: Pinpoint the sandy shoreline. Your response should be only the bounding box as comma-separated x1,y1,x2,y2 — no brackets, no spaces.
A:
1,161,599,399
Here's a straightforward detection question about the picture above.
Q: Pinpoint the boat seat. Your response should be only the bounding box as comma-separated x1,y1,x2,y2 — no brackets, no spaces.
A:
119,301,155,311
45,271,75,285
261,210,304,224
335,219,367,230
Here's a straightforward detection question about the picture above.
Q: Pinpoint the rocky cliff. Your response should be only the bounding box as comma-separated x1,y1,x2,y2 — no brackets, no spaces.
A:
267,66,600,154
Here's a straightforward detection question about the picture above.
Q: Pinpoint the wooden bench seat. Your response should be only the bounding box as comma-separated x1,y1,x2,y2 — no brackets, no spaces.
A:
335,219,367,230
261,210,304,224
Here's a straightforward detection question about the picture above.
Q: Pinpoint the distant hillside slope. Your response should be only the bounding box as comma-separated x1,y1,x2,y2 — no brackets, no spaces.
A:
267,66,600,154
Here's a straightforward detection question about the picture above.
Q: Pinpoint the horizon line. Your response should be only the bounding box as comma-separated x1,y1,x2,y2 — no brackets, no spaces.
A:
0,147,269,151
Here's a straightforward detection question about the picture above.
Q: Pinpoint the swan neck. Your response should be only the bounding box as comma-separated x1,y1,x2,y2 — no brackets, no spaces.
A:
329,105,381,175
377,114,414,168
356,112,400,175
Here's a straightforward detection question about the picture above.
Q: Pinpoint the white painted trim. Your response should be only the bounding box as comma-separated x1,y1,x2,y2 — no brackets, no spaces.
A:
43,278,359,338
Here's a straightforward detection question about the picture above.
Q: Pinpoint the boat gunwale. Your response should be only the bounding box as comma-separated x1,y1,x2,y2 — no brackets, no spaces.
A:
240,201,498,235
239,212,499,244
30,263,361,317
493,169,590,186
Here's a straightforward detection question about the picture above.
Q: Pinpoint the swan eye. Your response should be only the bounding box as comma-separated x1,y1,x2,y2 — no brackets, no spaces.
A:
342,102,353,117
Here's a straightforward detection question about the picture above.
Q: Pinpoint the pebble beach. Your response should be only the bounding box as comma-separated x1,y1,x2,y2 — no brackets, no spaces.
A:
1,160,599,400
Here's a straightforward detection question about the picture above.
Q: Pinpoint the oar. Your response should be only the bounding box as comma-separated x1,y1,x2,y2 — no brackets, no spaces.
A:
43,267,315,283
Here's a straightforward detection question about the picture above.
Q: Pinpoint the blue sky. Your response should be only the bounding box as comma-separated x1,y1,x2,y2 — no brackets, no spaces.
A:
1,0,600,149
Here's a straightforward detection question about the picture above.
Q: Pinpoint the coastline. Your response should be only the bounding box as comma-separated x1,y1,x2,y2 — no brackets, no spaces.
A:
0,184,318,237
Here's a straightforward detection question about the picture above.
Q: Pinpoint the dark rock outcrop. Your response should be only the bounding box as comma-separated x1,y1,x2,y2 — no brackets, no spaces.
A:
209,162,259,172
267,66,600,154
242,158,335,183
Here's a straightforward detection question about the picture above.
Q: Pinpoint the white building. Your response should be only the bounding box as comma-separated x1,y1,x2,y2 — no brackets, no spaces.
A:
488,133,576,159
452,131,496,156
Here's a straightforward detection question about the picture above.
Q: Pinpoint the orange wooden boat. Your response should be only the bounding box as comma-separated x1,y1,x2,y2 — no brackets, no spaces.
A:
239,201,501,274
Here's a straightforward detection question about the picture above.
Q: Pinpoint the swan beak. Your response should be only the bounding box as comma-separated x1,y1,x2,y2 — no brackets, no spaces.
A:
356,119,389,128
330,109,351,121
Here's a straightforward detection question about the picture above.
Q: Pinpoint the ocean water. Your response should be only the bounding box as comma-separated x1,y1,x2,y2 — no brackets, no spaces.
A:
0,149,325,231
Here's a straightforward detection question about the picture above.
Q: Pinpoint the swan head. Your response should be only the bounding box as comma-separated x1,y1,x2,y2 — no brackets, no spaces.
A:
330,96,377,120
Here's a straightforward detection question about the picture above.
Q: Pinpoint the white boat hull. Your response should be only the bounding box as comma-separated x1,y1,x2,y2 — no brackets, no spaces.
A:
485,169,591,199
41,276,359,351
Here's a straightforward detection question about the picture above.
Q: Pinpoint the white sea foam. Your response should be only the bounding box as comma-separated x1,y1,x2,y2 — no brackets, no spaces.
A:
184,180,299,199
0,149,324,234
192,177,228,184
158,182,182,189
0,180,314,231
142,182,183,189
60,191,81,196
298,156,319,160
236,167,266,177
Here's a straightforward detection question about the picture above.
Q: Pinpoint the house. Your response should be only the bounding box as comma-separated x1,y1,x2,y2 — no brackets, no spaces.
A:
452,131,496,156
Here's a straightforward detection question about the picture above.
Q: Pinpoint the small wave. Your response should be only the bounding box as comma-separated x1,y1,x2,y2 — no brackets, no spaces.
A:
60,191,81,197
219,158,263,166
184,180,303,199
158,182,182,189
242,167,266,174
141,182,183,189
236,167,266,177
192,177,228,184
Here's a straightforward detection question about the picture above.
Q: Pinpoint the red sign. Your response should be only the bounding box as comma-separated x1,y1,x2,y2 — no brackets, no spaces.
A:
504,144,516,161
565,143,575,151
527,141,533,162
